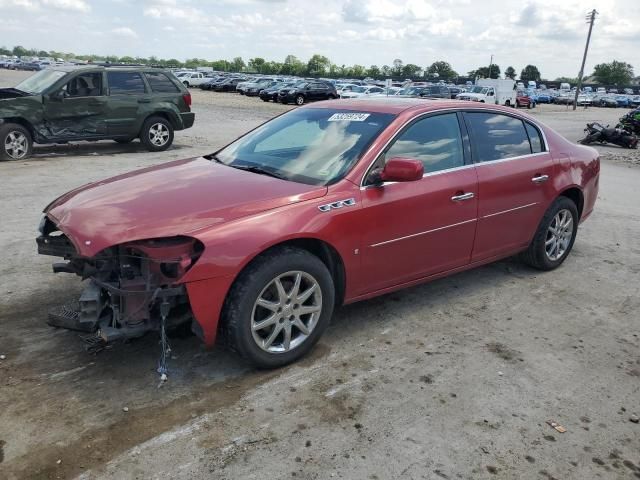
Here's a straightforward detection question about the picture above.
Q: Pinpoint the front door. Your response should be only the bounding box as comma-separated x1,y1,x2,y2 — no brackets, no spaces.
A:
359,112,479,294
43,71,108,139
463,111,557,261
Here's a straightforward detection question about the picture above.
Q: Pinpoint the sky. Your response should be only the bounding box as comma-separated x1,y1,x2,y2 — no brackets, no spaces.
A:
0,0,638,79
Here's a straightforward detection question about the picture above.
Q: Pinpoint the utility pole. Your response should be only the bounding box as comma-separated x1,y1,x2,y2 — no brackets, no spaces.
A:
574,9,598,110
488,54,493,79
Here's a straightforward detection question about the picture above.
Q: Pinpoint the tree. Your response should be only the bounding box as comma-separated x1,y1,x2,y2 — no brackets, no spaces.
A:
307,54,330,76
592,60,634,86
469,65,501,79
231,56,245,72
12,45,28,57
504,66,516,79
554,76,579,85
351,64,366,78
426,61,458,81
402,63,422,78
248,57,266,73
520,65,541,83
282,55,304,75
367,65,381,78
381,65,391,77
0,46,12,56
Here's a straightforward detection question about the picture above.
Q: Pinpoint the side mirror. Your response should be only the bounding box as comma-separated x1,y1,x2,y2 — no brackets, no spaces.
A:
368,157,424,184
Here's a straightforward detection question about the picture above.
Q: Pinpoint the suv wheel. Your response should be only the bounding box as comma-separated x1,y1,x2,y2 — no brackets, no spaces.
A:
0,123,33,161
140,116,174,152
182,81,189,87
223,247,335,368
295,95,305,106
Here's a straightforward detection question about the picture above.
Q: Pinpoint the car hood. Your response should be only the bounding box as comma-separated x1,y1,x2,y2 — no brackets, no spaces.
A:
45,157,327,257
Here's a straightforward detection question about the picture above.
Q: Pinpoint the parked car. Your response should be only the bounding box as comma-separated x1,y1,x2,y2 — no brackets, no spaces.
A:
0,66,194,160
516,91,533,108
340,85,385,99
615,95,631,108
278,81,338,105
237,77,278,95
212,77,244,92
260,82,297,102
36,98,599,368
418,85,450,99
596,95,619,108
180,72,207,88
245,79,283,97
535,91,553,103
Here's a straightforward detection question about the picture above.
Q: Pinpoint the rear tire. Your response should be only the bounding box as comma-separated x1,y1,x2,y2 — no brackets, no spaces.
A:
140,116,174,152
521,196,578,271
222,247,335,368
295,95,305,106
0,123,33,161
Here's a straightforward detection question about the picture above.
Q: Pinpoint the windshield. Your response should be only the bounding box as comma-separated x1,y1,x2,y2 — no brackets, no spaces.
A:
215,108,396,185
351,86,367,93
15,69,67,94
470,86,488,94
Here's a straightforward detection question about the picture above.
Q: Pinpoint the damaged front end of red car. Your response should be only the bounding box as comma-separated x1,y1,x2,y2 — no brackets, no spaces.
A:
36,215,205,345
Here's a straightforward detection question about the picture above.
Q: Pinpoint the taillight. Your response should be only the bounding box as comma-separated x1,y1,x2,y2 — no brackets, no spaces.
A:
182,92,192,109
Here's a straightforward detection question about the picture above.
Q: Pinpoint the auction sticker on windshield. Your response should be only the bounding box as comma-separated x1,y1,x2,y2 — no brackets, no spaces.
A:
328,113,371,122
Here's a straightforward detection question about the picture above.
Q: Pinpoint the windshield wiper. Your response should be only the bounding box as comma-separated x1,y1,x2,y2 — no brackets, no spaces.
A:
229,164,287,180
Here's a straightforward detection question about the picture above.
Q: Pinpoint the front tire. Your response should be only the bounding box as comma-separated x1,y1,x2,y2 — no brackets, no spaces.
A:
223,247,335,368
295,95,305,106
140,116,174,152
521,196,578,271
0,123,33,161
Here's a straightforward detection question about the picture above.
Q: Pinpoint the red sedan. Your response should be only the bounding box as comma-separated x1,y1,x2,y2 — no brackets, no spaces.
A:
37,99,600,368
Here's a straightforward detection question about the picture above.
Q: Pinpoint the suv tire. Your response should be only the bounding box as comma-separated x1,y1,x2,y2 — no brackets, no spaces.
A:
223,247,335,368
140,116,174,152
0,123,33,161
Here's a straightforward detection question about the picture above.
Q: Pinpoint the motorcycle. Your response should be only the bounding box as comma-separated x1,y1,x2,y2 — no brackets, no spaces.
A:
579,122,638,149
616,109,640,136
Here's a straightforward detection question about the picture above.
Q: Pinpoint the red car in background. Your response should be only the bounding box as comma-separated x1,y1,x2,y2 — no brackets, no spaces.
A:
37,99,600,368
516,91,534,108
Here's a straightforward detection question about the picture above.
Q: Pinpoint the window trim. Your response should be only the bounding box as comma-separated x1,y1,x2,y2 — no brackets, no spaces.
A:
361,110,471,187
359,106,550,188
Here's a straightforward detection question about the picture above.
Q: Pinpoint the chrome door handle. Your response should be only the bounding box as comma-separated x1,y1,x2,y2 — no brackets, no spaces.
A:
532,174,549,183
451,192,475,202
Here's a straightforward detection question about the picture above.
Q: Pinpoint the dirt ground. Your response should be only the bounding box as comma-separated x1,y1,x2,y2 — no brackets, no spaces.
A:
0,69,639,480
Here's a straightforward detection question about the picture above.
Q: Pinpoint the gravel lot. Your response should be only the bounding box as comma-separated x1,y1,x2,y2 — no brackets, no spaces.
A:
1,69,639,480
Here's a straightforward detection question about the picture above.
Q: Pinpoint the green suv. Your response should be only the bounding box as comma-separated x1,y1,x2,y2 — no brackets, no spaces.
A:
0,66,195,160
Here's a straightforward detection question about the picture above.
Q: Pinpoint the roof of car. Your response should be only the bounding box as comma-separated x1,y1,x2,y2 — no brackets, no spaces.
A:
50,65,167,73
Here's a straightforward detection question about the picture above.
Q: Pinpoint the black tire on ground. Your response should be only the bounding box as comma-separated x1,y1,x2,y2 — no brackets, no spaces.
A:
0,123,33,161
222,247,335,368
527,103,532,109
261,97,269,102
520,196,579,271
295,95,305,106
182,81,189,87
139,116,174,152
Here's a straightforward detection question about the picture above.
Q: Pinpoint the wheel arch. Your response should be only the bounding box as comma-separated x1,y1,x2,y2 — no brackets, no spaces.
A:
236,237,347,308
1,117,39,142
139,110,180,132
559,186,584,219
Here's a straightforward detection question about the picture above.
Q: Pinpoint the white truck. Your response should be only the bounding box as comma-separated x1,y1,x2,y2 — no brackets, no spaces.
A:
457,79,516,106
178,71,207,87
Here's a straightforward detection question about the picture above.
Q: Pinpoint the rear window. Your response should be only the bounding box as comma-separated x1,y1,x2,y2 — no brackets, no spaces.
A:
107,72,146,94
144,72,179,93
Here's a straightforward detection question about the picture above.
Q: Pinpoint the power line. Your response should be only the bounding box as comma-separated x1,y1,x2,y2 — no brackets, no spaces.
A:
573,9,598,110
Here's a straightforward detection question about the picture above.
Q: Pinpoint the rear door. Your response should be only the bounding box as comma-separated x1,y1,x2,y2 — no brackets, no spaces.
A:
43,71,108,138
463,111,556,261
359,112,479,293
105,71,148,137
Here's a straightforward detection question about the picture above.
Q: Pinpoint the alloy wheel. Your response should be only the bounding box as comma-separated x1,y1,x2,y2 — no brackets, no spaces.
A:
148,123,170,147
545,209,574,261
4,131,28,159
251,271,322,353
